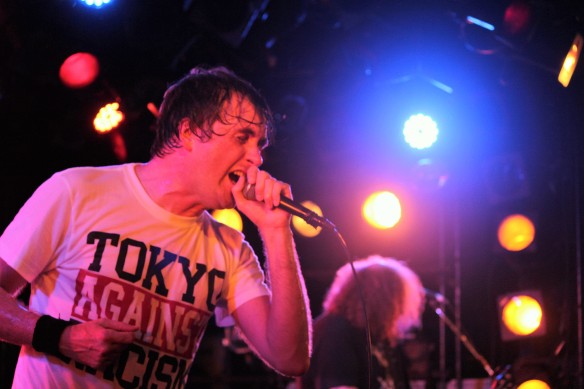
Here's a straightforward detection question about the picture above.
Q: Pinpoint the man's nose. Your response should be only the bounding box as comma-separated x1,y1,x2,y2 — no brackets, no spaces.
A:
247,147,263,166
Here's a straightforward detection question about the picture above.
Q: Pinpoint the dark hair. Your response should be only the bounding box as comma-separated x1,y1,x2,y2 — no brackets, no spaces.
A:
150,66,275,157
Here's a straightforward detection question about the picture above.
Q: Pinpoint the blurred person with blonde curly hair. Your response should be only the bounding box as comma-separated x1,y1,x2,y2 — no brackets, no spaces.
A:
299,255,425,389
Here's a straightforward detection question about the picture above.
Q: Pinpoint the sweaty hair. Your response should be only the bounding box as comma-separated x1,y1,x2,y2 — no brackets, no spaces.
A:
150,66,275,158
322,255,425,344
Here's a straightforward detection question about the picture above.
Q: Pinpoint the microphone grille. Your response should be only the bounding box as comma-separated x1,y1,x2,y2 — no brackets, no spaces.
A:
243,184,256,201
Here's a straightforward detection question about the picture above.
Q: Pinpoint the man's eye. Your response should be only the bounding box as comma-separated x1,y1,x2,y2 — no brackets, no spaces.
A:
237,135,249,143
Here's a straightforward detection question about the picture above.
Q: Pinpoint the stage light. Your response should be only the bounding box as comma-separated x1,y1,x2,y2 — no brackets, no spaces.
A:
79,0,112,9
403,114,438,150
498,290,546,341
461,0,536,55
558,33,583,88
512,356,556,389
292,201,323,238
362,191,402,230
466,15,495,31
93,101,126,161
93,102,124,133
461,14,499,55
59,52,100,89
146,102,160,119
502,295,542,336
211,209,243,232
497,213,535,252
516,380,550,389
502,0,534,36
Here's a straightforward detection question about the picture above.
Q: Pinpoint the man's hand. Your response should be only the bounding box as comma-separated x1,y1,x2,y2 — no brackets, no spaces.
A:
232,167,292,230
59,318,138,370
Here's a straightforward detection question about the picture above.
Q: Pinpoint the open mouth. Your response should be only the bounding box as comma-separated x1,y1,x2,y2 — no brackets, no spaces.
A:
228,171,243,184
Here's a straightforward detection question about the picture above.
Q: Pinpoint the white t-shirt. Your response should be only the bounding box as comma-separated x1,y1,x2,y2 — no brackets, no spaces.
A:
0,163,270,388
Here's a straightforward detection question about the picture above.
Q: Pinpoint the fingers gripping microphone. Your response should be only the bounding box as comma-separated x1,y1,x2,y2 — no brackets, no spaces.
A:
243,184,336,230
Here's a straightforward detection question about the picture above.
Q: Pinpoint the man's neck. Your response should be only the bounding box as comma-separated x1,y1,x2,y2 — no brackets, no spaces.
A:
135,159,205,217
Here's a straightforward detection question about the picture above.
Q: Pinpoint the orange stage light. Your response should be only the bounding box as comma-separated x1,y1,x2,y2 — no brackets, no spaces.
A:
362,191,402,230
497,213,535,252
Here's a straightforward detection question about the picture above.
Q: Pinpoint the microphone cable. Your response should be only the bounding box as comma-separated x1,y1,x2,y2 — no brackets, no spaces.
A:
329,226,373,389
243,181,373,388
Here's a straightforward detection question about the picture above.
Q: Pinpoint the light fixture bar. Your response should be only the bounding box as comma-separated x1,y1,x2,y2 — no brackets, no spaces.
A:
558,33,583,87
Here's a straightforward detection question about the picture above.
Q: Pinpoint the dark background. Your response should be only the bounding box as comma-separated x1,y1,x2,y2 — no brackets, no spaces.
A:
1,0,584,387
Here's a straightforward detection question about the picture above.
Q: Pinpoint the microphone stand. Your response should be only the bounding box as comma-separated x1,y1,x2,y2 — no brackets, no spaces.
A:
427,299,495,379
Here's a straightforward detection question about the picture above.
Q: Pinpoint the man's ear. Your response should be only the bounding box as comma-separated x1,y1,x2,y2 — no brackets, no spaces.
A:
178,118,195,151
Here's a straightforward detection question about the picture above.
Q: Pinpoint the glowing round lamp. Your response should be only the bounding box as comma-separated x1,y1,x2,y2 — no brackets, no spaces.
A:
501,295,542,336
292,201,323,238
497,214,535,252
362,191,402,229
59,52,100,89
211,209,243,232
517,379,550,389
403,113,439,150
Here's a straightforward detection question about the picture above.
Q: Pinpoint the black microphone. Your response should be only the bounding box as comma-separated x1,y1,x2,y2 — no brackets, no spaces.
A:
424,288,449,305
242,184,336,230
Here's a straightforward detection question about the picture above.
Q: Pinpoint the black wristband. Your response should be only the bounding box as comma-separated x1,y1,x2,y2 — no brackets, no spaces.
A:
32,315,75,357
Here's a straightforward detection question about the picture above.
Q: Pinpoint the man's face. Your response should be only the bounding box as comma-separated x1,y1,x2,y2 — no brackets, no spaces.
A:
190,96,268,210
